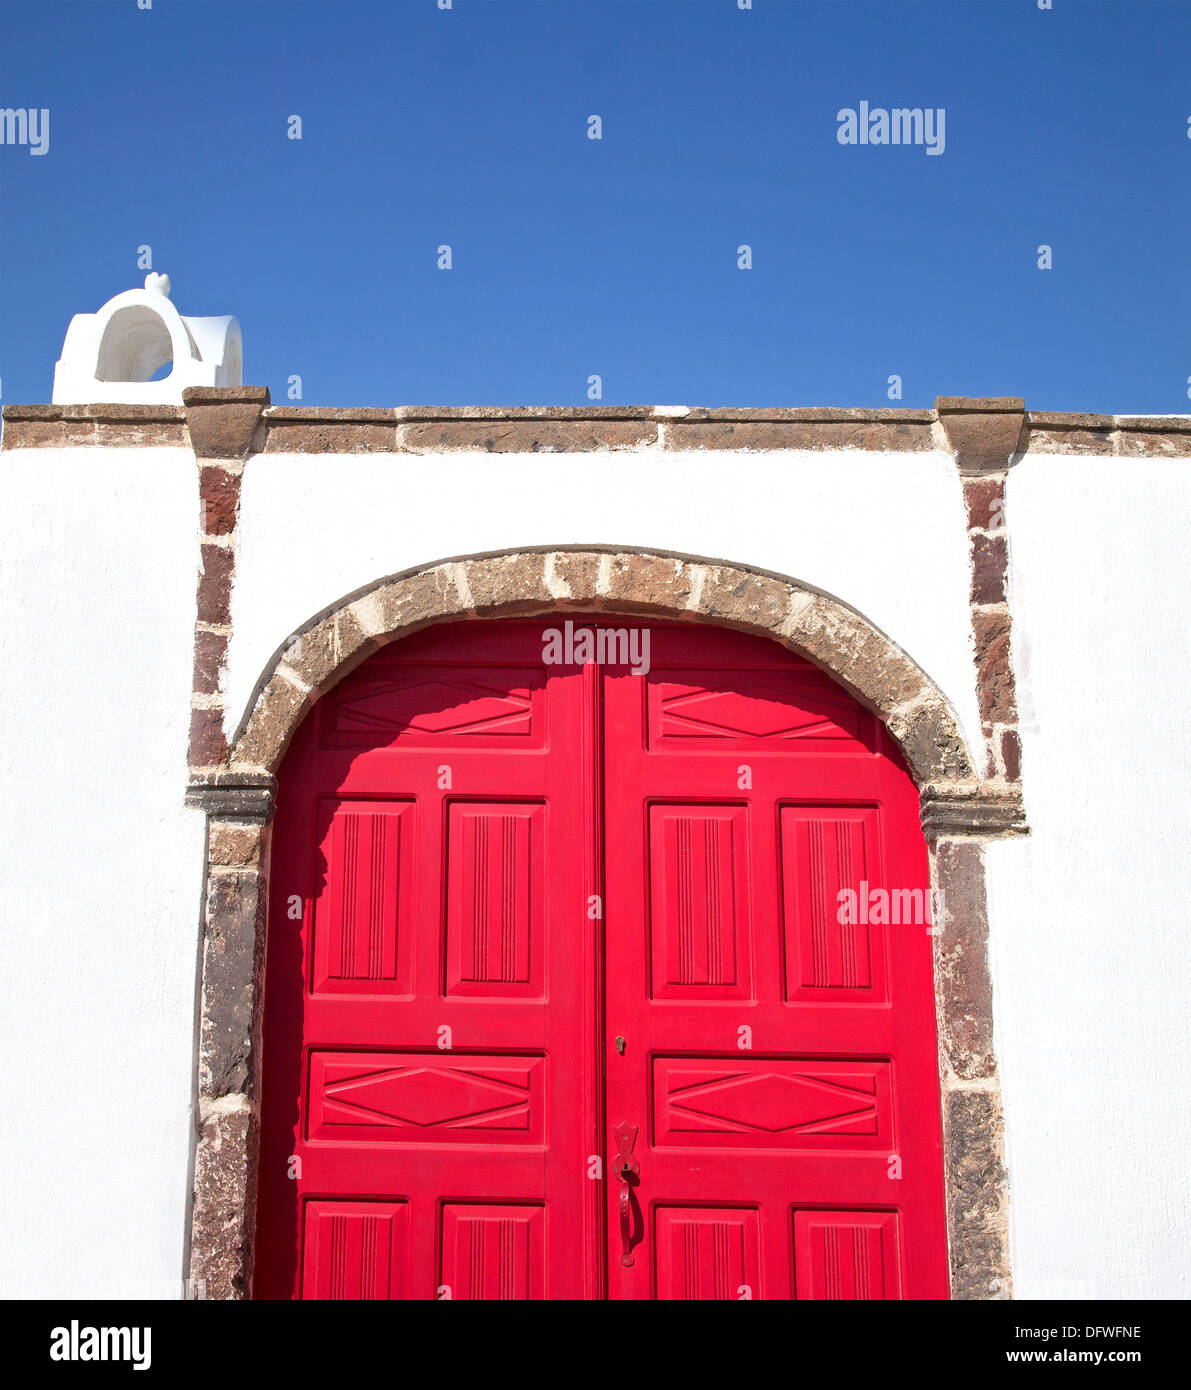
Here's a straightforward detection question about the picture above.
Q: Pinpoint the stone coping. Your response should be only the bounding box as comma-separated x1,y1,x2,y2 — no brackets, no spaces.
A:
3,399,1188,455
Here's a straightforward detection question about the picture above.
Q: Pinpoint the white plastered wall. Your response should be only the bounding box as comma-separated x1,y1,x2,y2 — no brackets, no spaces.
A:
12,435,1186,1300
0,447,202,1299
989,452,1191,1299
226,445,984,762
0,437,987,1300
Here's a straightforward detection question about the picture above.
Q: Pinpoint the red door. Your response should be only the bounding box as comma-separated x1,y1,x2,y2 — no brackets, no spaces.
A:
255,619,949,1299
601,625,948,1299
254,623,595,1299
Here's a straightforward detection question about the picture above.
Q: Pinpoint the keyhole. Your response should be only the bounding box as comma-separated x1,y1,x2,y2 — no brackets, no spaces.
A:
615,1035,626,1055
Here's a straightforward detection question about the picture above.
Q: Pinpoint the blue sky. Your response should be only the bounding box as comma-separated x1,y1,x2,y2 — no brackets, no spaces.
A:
1,0,1188,412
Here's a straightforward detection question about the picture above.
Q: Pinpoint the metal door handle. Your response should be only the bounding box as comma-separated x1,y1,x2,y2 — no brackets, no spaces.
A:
612,1122,640,1267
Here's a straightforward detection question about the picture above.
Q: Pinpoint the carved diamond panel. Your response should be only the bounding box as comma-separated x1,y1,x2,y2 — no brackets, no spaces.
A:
307,1053,544,1144
654,1057,891,1148
649,672,867,748
323,666,542,747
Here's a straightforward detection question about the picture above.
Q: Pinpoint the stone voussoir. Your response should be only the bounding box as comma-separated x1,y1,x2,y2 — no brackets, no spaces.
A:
692,566,794,631
282,605,371,694
459,552,558,616
548,550,611,606
790,599,930,713
235,671,315,771
367,564,474,633
887,698,976,784
599,552,699,613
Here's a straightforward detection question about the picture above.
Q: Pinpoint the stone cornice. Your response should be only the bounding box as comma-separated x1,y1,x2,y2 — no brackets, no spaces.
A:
2,397,1188,456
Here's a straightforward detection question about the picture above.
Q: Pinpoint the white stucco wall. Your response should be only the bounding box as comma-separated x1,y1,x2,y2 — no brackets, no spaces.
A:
4,431,1187,1301
227,445,984,765
0,446,202,1298
228,440,1191,1300
988,452,1191,1299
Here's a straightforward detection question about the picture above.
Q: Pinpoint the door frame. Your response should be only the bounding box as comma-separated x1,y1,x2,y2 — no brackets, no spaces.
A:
184,547,1025,1301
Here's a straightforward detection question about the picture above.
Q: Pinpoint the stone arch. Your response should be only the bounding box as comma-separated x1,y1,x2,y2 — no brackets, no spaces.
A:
227,548,978,793
187,548,1017,1301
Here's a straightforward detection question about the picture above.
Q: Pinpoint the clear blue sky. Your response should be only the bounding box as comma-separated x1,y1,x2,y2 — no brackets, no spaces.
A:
1,0,1188,412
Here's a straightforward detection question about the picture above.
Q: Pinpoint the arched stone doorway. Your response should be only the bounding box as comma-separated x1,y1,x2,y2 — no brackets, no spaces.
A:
185,548,1021,1299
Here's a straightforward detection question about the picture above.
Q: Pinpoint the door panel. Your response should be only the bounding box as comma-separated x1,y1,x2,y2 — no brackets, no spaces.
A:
654,1206,760,1301
254,624,591,1299
648,803,751,999
601,625,949,1299
256,618,950,1299
439,1204,545,1300
301,1200,410,1300
793,1209,903,1300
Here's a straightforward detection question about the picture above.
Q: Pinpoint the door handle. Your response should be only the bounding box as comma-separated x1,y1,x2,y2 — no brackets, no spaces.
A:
612,1121,640,1267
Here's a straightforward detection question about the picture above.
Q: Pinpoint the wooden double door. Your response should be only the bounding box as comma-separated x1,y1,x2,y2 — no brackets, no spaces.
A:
254,619,949,1299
